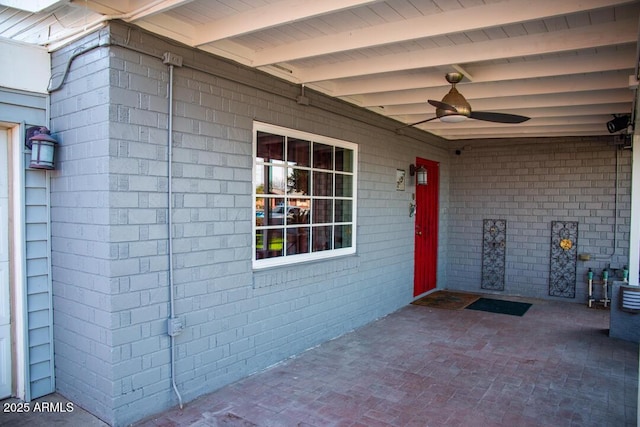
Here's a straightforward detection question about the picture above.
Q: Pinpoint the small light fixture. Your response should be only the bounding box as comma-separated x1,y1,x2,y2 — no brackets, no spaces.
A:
26,126,57,170
409,164,428,186
439,114,467,123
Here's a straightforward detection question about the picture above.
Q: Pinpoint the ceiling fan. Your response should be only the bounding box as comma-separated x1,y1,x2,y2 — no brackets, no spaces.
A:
402,72,530,128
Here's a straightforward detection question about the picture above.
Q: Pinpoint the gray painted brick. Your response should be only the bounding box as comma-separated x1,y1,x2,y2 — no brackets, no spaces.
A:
447,140,631,301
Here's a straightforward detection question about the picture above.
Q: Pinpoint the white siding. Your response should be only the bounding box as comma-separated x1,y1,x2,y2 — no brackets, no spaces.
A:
0,87,52,400
24,165,53,399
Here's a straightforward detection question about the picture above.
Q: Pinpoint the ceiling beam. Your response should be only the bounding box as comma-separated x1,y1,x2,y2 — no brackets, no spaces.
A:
399,116,620,135
331,48,637,96
191,0,379,47
421,115,614,130
454,90,635,111
81,0,130,14
298,19,637,83
394,104,633,122
251,0,633,66
133,13,196,45
429,123,611,139
198,39,268,68
381,89,634,115
357,71,633,106
41,0,197,47
434,131,613,140
124,0,196,22
332,73,449,97
79,0,195,22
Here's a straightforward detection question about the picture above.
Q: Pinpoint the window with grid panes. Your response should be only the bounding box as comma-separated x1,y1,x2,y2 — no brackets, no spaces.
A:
253,123,357,268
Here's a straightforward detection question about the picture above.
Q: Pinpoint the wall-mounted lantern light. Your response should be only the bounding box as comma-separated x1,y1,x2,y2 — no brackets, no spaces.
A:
409,164,427,186
26,126,57,170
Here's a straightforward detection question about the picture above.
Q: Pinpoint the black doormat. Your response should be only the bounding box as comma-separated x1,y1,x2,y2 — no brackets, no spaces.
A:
465,298,531,316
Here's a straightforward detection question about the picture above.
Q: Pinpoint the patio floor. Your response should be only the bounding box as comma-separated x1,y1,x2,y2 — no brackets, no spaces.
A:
1,294,637,426
134,294,638,427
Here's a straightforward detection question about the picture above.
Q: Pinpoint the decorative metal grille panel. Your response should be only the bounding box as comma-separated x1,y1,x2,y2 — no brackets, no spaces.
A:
549,221,578,298
481,219,506,291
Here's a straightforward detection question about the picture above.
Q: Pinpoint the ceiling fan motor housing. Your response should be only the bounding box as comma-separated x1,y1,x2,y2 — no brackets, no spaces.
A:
438,86,471,119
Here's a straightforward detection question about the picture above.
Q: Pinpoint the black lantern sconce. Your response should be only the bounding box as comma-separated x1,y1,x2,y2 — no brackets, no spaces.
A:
26,126,57,170
409,164,427,186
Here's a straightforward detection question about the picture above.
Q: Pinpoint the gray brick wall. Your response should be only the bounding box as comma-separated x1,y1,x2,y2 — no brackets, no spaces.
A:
447,140,632,301
49,28,115,422
49,22,448,426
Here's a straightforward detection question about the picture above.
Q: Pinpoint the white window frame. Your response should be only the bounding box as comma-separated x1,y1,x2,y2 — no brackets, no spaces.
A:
252,122,357,269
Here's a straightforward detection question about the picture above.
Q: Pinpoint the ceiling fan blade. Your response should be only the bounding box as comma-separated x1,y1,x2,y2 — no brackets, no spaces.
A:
428,99,458,112
395,116,440,132
470,111,530,124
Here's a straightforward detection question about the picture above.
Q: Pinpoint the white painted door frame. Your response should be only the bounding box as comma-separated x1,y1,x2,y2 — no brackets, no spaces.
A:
0,124,29,400
0,126,11,398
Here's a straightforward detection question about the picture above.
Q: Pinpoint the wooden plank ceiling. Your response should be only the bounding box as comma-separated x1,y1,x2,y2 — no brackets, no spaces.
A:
1,0,639,140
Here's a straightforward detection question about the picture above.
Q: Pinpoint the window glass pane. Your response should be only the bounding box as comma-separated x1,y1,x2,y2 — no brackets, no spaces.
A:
335,147,353,172
313,143,333,169
255,165,266,194
256,230,265,257
267,165,287,195
265,197,285,225
313,171,333,197
287,199,310,225
264,229,284,258
335,200,352,222
335,174,352,197
287,227,309,255
257,132,284,162
312,226,332,252
255,197,265,226
288,138,310,167
288,168,309,196
313,199,333,224
334,225,352,249
256,229,285,259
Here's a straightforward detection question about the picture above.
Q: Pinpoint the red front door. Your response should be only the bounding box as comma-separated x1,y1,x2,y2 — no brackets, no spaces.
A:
414,158,439,296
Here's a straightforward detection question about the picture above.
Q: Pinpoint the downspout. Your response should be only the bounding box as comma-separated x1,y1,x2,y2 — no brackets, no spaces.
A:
163,53,184,409
594,136,623,263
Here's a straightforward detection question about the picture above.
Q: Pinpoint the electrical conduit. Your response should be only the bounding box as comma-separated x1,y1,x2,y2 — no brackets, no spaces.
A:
166,58,183,409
